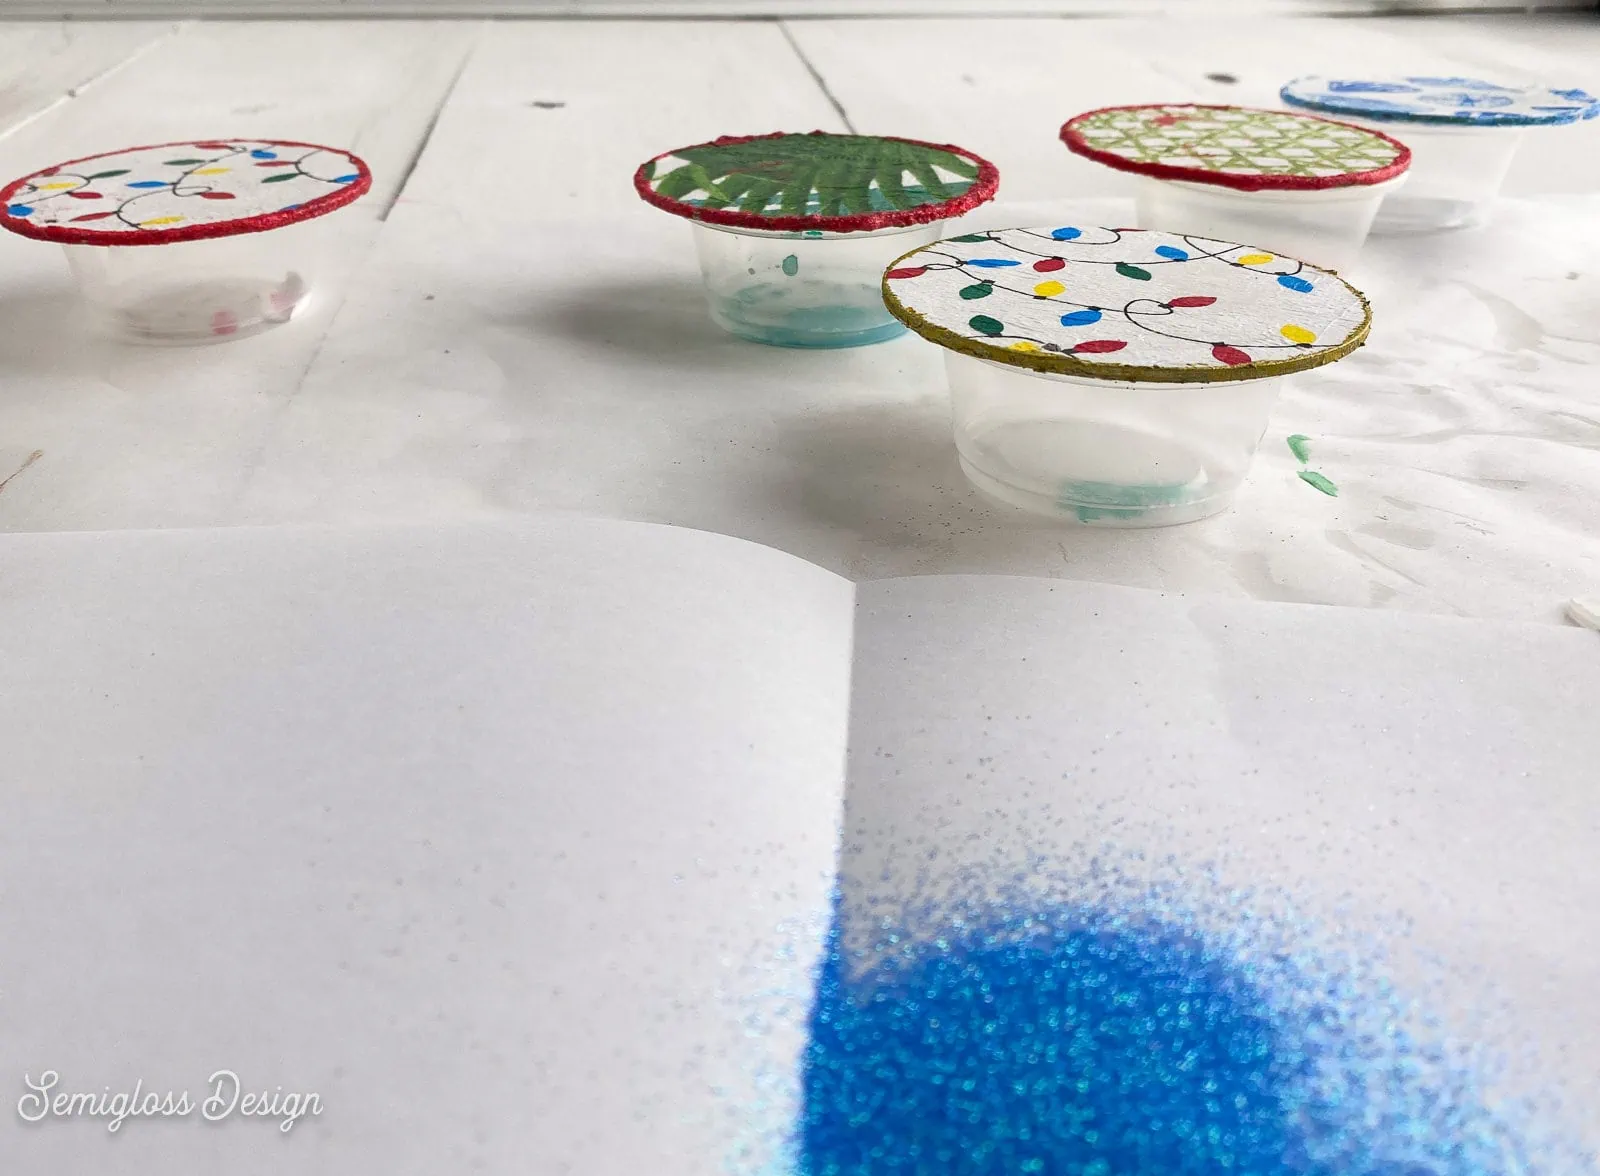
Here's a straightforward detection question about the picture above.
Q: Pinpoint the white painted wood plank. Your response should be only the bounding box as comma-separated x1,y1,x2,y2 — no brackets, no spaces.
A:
387,19,844,226
0,21,178,140
0,20,479,532
5,1,1593,15
783,18,1201,203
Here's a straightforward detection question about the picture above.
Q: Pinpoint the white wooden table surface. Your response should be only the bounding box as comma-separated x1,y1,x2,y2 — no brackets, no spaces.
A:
0,13,1597,621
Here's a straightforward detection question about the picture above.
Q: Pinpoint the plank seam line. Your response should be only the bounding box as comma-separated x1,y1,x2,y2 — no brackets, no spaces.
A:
0,20,190,149
778,19,856,134
379,25,481,221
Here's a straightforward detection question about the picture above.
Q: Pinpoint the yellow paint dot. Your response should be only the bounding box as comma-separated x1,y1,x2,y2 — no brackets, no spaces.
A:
37,181,77,190
1032,280,1066,298
1237,252,1274,265
1280,323,1316,344
139,216,185,227
191,167,230,175
1010,341,1041,353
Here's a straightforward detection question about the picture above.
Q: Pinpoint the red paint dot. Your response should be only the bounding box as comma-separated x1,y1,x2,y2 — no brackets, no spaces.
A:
1072,339,1128,354
1033,257,1066,272
1167,296,1216,308
885,267,927,280
1212,343,1252,366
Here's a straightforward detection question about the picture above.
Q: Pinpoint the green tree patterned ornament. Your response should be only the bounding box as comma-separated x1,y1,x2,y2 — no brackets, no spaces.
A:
635,132,999,234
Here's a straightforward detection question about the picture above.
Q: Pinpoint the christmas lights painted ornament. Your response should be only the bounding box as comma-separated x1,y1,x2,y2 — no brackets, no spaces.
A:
882,226,1370,525
0,139,371,344
635,131,999,348
1281,76,1600,232
1060,104,1410,273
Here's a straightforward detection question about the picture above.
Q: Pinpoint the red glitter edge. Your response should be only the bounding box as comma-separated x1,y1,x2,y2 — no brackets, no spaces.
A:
632,130,1001,233
0,138,374,248
1058,104,1412,193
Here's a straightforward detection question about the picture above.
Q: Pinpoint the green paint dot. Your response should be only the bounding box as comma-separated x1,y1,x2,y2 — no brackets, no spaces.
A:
1287,433,1313,464
1298,469,1339,497
781,254,799,277
1115,262,1152,281
950,233,990,243
959,281,994,300
969,314,1004,337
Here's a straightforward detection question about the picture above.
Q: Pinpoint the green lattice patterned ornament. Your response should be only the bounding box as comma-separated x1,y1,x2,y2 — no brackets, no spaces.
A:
1061,104,1410,192
635,131,999,233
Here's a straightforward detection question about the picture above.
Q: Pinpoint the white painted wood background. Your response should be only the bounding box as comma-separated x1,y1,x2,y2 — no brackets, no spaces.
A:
0,13,1596,623
7,2,1592,17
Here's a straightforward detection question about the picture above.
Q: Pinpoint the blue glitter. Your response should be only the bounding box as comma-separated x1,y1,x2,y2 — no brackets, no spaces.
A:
795,875,1586,1176
803,916,1292,1175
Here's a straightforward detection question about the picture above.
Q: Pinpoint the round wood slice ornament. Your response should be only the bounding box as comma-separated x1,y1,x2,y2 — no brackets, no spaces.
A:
881,226,1371,384
0,139,371,247
1060,104,1410,193
1281,75,1600,128
634,131,1000,234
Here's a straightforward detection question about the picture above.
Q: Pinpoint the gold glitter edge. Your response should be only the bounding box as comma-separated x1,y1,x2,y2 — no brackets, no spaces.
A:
880,240,1373,385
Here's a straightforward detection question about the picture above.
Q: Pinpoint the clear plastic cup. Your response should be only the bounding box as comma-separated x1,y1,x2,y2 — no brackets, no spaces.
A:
61,213,337,345
946,349,1285,526
691,220,945,348
1334,120,1523,233
1134,174,1404,273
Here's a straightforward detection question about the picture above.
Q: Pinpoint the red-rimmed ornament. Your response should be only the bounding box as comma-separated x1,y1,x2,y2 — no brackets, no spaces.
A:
880,225,1371,525
1060,105,1411,273
635,131,1000,349
0,138,372,345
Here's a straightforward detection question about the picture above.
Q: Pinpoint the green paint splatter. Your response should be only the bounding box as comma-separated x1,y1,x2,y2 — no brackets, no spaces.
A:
1286,434,1313,463
1298,469,1339,497
781,254,799,277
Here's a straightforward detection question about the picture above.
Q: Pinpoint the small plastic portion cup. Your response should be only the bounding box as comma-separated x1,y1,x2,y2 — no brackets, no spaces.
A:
636,132,1000,348
881,223,1371,528
1133,173,1402,274
946,350,1283,526
0,137,371,346
1278,75,1600,234
691,220,944,348
61,213,334,345
1334,120,1521,233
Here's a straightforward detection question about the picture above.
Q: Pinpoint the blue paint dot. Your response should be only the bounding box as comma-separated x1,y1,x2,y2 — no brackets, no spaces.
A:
965,258,1020,268
1155,245,1189,260
126,180,169,189
6,203,34,217
1060,309,1102,327
251,149,278,160
331,173,359,184
1277,274,1314,293
1051,227,1082,240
